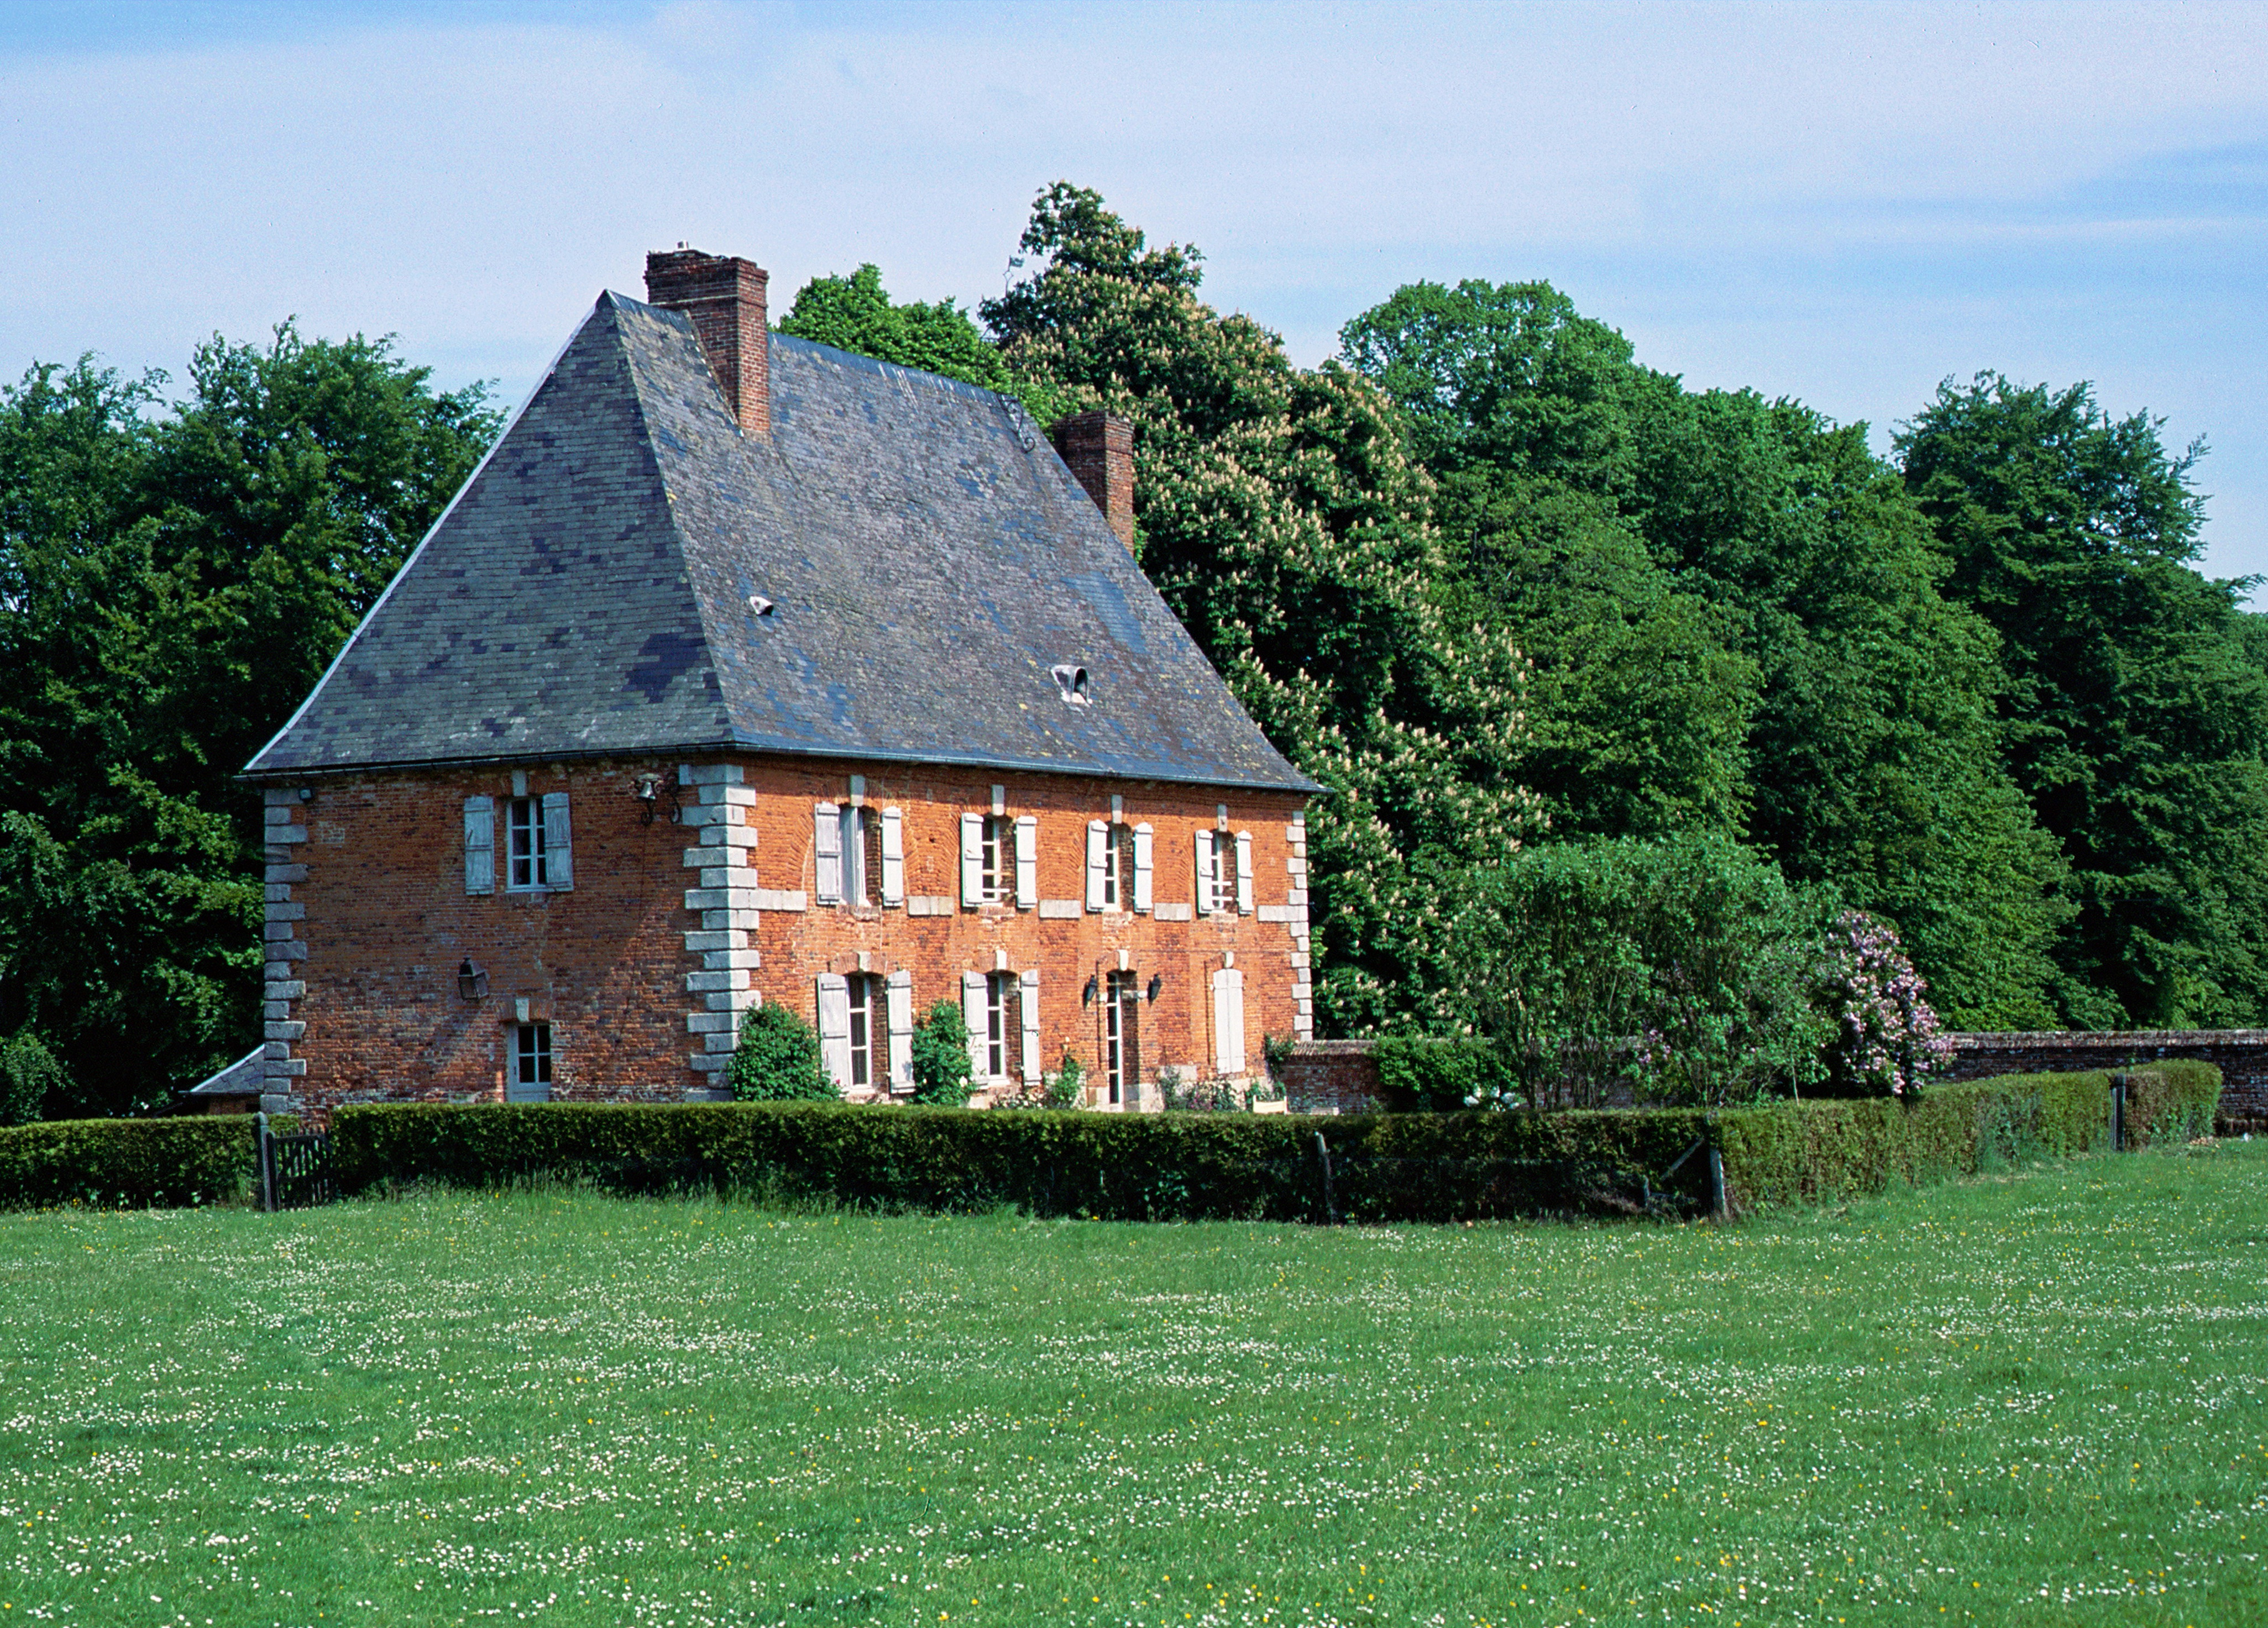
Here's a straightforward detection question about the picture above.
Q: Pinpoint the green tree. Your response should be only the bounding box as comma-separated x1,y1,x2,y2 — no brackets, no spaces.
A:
727,1001,835,1100
909,1000,975,1106
0,332,499,1115
1898,375,2268,1026
778,264,1063,422
1449,832,1833,1109
985,185,1546,1034
1343,280,2067,1029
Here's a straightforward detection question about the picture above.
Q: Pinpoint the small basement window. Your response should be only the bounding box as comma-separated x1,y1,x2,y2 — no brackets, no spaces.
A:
1051,663,1091,706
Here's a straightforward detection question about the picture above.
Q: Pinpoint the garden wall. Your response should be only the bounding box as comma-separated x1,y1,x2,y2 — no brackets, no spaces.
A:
1275,1041,1381,1114
1939,1030,2268,1131
1281,1031,2268,1130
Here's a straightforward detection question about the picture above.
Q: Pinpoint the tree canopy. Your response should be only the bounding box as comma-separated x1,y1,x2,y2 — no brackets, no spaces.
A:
1898,375,2268,1026
0,333,498,1115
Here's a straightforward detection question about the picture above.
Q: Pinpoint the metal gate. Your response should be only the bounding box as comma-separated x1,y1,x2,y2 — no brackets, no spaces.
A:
256,1111,333,1211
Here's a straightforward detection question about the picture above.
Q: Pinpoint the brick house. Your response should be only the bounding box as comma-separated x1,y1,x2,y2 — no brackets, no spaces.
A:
235,249,1318,1117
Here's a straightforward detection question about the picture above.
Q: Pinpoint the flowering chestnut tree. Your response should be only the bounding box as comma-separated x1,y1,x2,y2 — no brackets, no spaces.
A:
1816,909,1952,1096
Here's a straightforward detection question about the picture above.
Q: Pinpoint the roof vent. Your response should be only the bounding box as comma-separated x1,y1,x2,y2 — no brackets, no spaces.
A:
747,594,775,616
1051,664,1091,706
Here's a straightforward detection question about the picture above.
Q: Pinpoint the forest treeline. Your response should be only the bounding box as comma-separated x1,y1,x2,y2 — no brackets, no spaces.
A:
3,183,2263,1116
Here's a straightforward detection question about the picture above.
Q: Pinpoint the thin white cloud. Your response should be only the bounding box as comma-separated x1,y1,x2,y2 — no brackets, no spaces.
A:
1,0,2262,584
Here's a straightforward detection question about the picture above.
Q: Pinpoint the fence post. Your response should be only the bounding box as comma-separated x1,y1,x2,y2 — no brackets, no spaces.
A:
1313,1131,1339,1227
255,1110,275,1214
2109,1073,2128,1152
1707,1147,1727,1222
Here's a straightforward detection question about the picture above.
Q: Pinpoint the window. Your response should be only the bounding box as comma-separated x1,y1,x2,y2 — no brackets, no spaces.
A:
501,792,573,892
980,815,1014,903
1087,820,1153,913
983,971,1017,1080
845,973,879,1090
512,1022,552,1101
1195,828,1248,916
819,971,908,1094
508,798,546,889
819,803,900,908
1211,967,1245,1075
1105,971,1142,1106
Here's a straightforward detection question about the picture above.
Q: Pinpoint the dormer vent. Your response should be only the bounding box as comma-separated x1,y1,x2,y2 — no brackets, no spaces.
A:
1052,664,1091,706
747,594,775,616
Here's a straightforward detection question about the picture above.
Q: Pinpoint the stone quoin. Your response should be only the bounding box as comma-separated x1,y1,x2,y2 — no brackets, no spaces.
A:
234,249,1318,1118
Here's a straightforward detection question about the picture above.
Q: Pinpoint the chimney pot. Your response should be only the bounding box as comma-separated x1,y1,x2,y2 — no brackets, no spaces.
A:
1050,411,1135,552
645,248,770,438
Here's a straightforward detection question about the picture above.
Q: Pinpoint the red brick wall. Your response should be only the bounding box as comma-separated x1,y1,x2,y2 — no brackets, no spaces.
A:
276,753,1310,1118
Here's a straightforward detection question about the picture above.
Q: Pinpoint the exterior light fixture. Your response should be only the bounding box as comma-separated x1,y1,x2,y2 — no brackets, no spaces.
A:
457,959,489,1001
296,786,315,805
1145,974,1162,1004
1081,975,1098,1007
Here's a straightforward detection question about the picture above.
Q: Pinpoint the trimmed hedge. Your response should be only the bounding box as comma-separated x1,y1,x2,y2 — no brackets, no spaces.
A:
0,1116,255,1210
332,1101,1725,1222
0,1061,2219,1221
1718,1061,2222,1209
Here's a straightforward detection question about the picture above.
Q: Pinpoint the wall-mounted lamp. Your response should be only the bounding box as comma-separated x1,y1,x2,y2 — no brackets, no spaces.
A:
1145,974,1163,1004
296,786,315,805
457,958,489,1001
1081,975,1098,1007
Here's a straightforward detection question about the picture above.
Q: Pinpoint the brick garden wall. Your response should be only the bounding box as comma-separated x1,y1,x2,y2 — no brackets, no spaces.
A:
1937,1031,2268,1131
1276,1041,1382,1115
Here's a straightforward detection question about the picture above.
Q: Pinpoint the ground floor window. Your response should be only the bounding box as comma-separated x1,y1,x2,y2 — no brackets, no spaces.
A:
512,1022,552,1101
1106,970,1141,1106
846,973,880,1090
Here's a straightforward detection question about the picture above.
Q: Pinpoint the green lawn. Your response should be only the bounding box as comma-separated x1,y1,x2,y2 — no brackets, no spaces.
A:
0,1143,2262,1628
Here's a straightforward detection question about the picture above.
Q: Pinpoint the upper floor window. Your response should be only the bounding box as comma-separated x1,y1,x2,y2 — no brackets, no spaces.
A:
1195,827,1252,916
464,791,573,895
1086,820,1153,913
961,811,1036,908
816,801,902,907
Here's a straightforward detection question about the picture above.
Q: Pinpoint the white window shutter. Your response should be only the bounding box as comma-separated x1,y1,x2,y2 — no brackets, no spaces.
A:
1019,968,1042,1083
1195,828,1217,913
816,974,852,1093
885,970,914,1091
541,792,574,890
1234,829,1254,915
960,812,983,907
1085,820,1109,911
1212,967,1246,1075
814,802,842,906
1014,814,1038,908
879,806,905,906
463,796,495,895
1132,822,1154,913
962,971,988,1080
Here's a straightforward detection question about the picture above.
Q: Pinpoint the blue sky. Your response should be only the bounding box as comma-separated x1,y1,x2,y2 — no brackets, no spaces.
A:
4,1,2265,594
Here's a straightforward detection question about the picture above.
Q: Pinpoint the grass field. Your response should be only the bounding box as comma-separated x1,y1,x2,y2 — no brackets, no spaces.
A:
0,1143,2261,1628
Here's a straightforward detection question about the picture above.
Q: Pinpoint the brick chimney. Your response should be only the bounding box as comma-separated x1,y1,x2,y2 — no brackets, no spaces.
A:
645,248,769,438
1050,411,1135,552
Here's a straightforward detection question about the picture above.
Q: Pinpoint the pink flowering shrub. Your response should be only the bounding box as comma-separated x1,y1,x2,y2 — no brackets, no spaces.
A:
1816,910,1952,1096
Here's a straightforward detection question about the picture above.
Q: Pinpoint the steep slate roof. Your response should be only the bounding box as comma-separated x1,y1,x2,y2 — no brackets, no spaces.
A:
245,293,1316,793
